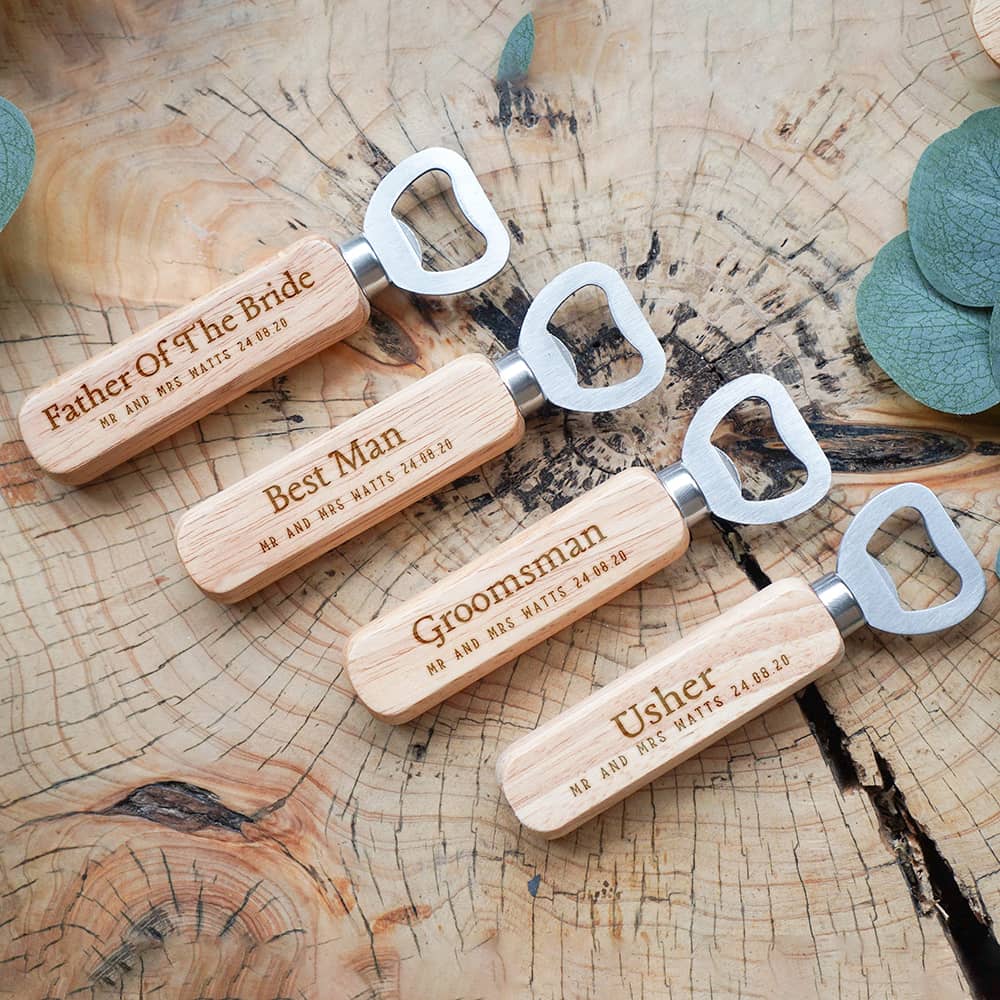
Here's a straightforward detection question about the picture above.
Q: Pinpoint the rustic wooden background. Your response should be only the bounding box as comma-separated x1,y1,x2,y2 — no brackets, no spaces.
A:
2,1,1000,997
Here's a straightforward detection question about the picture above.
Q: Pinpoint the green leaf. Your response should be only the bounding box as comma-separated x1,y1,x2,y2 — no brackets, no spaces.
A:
0,97,34,232
497,13,535,83
856,231,999,414
909,107,1000,307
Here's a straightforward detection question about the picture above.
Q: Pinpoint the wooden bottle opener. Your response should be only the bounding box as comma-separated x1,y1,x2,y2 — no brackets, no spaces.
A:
18,148,509,484
345,373,831,723
497,482,986,839
176,262,667,602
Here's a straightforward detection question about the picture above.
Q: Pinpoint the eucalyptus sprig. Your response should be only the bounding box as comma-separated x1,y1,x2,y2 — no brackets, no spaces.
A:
497,14,535,83
857,108,1000,414
0,96,33,232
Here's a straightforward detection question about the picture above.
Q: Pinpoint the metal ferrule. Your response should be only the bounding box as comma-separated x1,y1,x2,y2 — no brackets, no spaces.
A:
657,461,709,525
495,349,545,417
811,571,866,638
339,234,389,299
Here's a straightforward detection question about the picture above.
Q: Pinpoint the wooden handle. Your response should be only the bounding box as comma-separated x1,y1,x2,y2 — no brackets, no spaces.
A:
18,237,369,484
346,467,690,723
176,354,525,603
497,577,844,838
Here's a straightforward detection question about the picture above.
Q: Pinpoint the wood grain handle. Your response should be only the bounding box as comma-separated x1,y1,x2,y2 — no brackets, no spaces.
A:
346,467,690,723
497,577,844,838
18,237,369,484
176,354,525,603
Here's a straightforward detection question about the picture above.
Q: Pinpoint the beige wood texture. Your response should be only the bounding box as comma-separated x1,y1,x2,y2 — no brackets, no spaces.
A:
972,0,1000,65
498,578,845,838
177,353,524,601
4,2,1000,998
19,237,368,483
347,466,689,722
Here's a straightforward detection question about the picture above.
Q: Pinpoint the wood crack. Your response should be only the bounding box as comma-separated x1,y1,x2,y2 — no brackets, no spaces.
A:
102,781,251,834
724,524,1000,999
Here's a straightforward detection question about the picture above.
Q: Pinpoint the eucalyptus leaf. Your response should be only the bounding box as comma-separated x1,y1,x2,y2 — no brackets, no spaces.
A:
909,107,1000,307
856,232,999,414
497,13,534,83
0,97,34,232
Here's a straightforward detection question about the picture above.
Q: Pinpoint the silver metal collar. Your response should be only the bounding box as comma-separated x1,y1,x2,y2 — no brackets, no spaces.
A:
657,452,741,525
339,233,389,299
811,571,866,638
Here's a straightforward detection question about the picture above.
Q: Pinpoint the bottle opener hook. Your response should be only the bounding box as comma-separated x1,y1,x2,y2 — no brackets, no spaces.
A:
499,261,667,414
346,147,511,298
660,373,832,525
815,482,986,636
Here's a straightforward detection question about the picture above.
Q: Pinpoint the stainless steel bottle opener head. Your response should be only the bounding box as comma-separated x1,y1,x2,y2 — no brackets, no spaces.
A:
658,373,832,525
495,261,667,415
340,147,510,298
814,482,986,637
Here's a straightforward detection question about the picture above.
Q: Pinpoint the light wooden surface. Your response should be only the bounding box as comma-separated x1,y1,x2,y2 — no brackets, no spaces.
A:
498,578,845,838
20,237,368,483
177,353,524,601
348,466,690,722
3,1,1000,998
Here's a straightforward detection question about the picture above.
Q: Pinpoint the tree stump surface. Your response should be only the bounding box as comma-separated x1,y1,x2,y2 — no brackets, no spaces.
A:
2,2,1000,997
